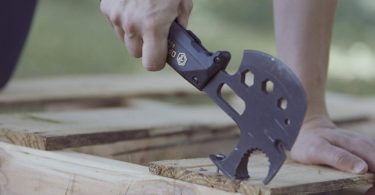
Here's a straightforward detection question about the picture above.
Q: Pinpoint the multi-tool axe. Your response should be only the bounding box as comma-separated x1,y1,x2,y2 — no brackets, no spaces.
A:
166,21,307,184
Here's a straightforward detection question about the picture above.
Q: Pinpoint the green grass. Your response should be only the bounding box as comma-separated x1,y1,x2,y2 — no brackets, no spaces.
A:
16,0,142,77
15,0,276,78
14,0,375,96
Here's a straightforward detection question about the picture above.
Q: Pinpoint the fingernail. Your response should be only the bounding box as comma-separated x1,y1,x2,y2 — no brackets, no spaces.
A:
352,162,367,174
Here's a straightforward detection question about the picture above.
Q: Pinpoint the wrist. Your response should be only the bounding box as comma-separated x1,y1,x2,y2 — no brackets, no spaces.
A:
301,114,336,132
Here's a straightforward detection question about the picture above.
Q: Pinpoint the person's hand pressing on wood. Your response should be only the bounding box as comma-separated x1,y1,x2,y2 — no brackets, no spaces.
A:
100,0,193,71
274,0,375,182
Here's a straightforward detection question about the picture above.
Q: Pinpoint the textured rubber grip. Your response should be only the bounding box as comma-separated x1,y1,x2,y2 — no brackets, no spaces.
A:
167,21,231,90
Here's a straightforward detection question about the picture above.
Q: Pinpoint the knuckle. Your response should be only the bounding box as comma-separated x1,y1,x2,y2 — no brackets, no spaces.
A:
143,16,160,32
123,17,137,34
304,140,328,163
99,0,110,14
305,140,323,156
306,147,317,157
290,147,308,163
109,13,121,26
332,151,349,165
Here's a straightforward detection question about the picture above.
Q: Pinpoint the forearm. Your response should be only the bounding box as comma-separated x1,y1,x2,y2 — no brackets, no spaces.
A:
273,0,337,121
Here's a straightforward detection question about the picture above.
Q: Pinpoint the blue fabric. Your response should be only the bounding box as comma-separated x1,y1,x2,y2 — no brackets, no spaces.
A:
0,0,37,89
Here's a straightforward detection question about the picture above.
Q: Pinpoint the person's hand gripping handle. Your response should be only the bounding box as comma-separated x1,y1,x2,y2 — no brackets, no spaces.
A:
167,21,231,90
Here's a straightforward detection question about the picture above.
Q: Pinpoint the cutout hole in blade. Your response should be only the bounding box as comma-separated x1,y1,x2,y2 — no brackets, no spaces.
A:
242,70,254,87
285,118,291,125
278,98,288,110
262,80,274,94
221,84,246,115
248,150,269,180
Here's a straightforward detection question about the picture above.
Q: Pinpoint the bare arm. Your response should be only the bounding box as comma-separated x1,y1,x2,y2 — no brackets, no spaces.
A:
274,0,375,177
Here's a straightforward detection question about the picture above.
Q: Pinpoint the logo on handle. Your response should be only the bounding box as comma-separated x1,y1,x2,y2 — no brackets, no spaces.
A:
177,53,187,66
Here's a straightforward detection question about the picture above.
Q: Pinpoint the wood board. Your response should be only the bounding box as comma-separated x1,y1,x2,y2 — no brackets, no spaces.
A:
70,124,238,165
149,156,373,195
0,141,237,195
1,73,374,123
0,101,235,150
0,73,198,106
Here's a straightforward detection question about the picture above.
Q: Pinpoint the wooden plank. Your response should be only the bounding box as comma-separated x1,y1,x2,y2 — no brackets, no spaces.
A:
71,121,375,167
0,141,237,195
0,73,198,106
1,73,374,122
0,101,235,150
149,156,373,195
70,126,238,165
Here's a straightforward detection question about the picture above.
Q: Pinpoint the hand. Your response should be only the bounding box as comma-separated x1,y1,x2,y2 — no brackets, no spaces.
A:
100,0,193,71
291,116,375,174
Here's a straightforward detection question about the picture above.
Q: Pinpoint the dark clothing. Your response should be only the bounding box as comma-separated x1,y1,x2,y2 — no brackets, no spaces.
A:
0,0,37,89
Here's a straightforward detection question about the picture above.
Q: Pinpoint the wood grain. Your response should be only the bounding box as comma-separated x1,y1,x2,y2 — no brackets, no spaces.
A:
0,101,236,150
149,156,373,195
0,141,238,195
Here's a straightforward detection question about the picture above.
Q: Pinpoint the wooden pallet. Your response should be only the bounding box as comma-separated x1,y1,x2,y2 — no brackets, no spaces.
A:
149,156,373,195
0,74,197,107
0,74,374,194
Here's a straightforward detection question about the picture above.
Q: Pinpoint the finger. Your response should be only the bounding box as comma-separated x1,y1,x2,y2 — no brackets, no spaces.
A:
312,142,368,174
99,0,111,16
114,26,125,42
177,0,193,27
124,34,143,58
103,15,114,28
141,32,167,71
327,131,375,172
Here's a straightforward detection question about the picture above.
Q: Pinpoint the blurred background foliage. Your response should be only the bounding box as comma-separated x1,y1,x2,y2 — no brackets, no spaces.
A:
15,0,375,95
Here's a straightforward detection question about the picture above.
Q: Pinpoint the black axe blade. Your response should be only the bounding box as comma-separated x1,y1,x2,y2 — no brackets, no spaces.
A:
204,50,307,184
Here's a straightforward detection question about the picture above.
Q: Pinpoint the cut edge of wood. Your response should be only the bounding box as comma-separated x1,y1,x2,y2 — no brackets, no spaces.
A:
0,141,239,195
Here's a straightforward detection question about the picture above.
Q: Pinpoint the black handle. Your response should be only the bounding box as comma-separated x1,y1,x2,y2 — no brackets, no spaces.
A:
167,21,231,90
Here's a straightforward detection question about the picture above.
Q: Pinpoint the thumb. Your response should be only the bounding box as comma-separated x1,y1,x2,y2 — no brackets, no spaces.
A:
314,143,368,174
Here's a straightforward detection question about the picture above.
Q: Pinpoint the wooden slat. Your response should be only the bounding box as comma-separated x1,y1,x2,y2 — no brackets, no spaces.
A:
2,74,374,122
70,127,238,165
0,141,237,195
149,156,373,195
69,115,375,166
0,73,198,106
0,101,235,150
